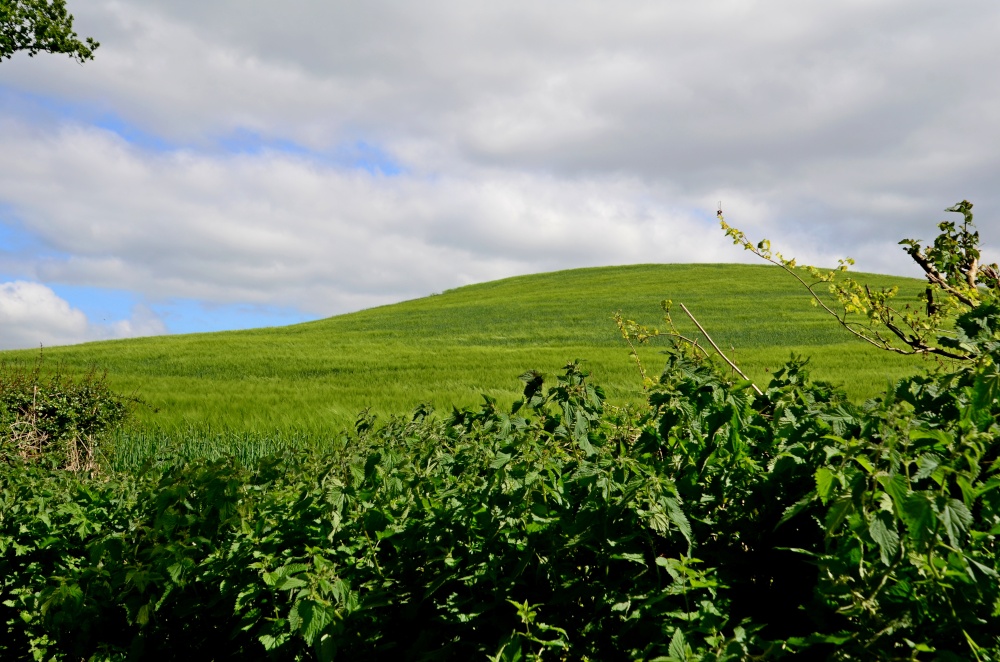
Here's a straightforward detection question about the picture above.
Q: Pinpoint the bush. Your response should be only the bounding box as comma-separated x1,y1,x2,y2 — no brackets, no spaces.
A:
0,356,133,470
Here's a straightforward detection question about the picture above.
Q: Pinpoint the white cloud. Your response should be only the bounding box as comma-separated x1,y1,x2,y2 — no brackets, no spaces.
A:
0,119,754,316
0,281,166,350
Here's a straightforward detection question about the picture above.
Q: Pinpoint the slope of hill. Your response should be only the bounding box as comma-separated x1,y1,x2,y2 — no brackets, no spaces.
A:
1,264,928,432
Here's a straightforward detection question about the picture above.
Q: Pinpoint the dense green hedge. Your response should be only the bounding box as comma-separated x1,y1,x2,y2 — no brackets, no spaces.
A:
1,361,131,471
4,298,1000,660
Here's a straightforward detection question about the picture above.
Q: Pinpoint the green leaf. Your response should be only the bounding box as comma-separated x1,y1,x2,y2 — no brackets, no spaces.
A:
265,564,310,591
868,511,900,565
976,477,1000,499
293,600,336,646
915,454,941,481
971,558,999,580
778,489,817,529
877,473,909,514
490,452,512,469
823,496,853,537
901,493,936,544
941,498,973,548
815,468,835,505
853,455,875,474
910,428,953,450
663,497,692,547
668,627,689,661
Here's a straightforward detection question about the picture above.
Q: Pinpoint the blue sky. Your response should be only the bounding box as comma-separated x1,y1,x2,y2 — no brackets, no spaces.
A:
1,0,999,349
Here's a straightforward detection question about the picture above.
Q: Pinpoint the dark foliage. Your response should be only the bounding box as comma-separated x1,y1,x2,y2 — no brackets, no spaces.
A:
0,0,98,61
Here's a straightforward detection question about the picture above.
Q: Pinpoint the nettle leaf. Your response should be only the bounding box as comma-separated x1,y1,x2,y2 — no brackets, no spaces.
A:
971,558,1000,580
779,489,817,528
815,467,835,505
878,473,909,515
264,564,310,591
910,428,954,452
853,455,875,475
258,632,290,651
824,496,854,537
975,477,1000,499
668,627,690,661
663,496,692,546
940,498,973,548
901,493,936,544
915,454,942,481
490,452,512,469
293,599,336,646
868,511,900,565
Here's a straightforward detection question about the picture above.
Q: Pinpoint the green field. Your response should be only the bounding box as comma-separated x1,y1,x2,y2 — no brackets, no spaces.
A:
1,263,932,435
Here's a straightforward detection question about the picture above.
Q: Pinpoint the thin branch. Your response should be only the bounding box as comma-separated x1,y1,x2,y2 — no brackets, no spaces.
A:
666,332,710,359
724,221,972,361
622,329,647,383
679,303,763,396
904,247,977,307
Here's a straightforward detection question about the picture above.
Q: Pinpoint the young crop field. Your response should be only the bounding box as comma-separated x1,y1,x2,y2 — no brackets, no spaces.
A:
1,263,928,440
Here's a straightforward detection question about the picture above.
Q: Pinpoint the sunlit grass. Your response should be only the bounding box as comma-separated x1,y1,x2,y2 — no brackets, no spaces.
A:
2,264,930,439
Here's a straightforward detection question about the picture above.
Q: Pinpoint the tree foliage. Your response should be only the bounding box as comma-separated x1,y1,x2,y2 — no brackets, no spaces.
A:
0,0,98,62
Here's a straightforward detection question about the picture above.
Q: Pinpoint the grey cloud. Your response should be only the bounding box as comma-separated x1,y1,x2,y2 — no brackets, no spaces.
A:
0,121,745,316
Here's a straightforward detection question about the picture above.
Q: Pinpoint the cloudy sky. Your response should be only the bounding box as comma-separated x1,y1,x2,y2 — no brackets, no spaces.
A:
1,1,998,349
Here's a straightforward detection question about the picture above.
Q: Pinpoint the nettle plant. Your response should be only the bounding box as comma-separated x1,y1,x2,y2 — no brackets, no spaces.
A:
612,201,1000,659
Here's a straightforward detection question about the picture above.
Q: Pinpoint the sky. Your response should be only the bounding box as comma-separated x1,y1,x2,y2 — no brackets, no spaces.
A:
1,1,999,350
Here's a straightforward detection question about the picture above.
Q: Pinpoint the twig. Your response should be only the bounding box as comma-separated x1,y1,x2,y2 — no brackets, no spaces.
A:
666,332,710,359
679,303,763,396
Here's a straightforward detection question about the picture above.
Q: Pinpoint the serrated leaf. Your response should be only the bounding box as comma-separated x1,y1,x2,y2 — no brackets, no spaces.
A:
779,490,817,529
910,428,953,450
668,627,689,661
663,497,692,547
824,496,853,537
294,600,335,646
869,511,900,565
490,452,512,469
971,558,1000,580
853,455,875,474
914,454,941,481
901,493,936,544
259,633,286,651
877,473,909,515
166,562,185,585
815,468,835,505
976,477,1000,498
941,498,973,548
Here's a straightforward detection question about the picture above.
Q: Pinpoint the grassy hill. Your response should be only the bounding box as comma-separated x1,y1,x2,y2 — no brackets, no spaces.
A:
1,263,930,435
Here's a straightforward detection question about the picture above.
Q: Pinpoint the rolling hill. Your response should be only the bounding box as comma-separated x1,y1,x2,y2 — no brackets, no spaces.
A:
1,263,930,434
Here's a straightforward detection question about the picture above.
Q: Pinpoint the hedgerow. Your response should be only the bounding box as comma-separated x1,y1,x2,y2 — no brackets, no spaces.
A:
3,203,1000,660
1,358,133,471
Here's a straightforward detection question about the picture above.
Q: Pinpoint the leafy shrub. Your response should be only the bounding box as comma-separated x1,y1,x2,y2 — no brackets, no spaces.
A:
0,357,133,470
3,341,1000,659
